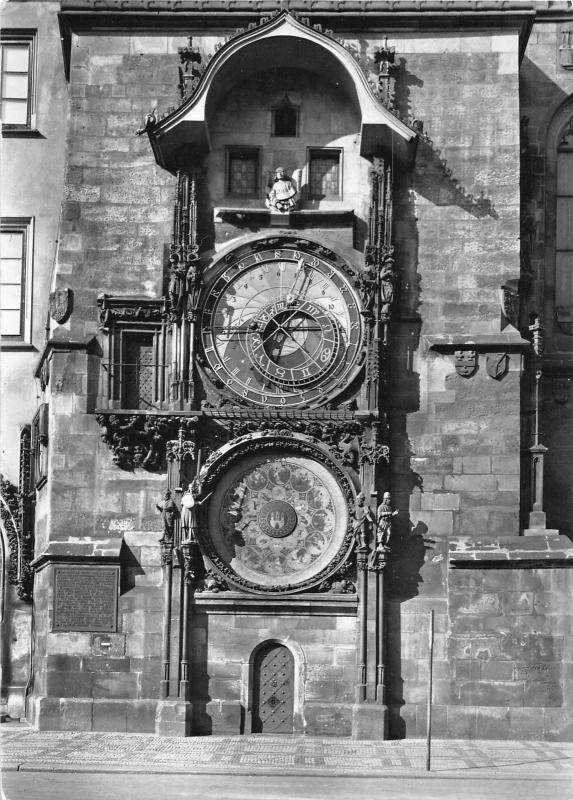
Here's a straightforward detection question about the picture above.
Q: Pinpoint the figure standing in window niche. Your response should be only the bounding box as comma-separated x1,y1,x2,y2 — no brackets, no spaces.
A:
180,479,212,542
265,166,298,213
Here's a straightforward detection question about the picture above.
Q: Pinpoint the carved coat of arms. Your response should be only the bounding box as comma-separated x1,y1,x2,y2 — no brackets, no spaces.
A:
500,283,519,328
553,378,571,405
49,288,73,324
486,352,508,380
454,349,477,378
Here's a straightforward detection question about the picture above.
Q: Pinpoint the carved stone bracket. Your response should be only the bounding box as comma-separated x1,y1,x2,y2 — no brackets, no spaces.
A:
195,568,229,593
95,413,198,471
168,172,202,323
368,545,390,573
356,546,369,573
97,295,165,332
316,559,356,594
180,540,196,586
159,537,174,568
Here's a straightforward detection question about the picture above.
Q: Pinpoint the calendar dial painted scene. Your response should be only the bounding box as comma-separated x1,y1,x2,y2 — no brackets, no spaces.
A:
200,244,363,408
206,452,350,592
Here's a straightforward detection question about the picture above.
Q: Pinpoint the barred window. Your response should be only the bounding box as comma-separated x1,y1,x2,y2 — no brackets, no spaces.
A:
111,327,164,410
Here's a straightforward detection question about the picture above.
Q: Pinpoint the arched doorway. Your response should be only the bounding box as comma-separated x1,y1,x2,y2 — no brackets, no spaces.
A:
251,643,295,733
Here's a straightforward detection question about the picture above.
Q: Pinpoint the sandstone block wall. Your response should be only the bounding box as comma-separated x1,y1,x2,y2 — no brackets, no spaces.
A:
26,17,573,739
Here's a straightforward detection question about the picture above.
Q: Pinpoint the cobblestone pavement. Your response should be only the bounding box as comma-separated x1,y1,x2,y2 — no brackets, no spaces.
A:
1,725,572,777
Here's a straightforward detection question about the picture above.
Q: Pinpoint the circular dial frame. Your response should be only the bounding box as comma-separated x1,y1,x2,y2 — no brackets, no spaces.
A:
200,243,363,408
206,451,350,592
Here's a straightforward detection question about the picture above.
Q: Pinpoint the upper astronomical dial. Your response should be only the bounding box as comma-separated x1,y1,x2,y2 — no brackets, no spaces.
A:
200,245,363,408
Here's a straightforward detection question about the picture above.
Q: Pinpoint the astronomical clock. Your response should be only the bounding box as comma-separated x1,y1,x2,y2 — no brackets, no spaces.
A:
200,240,363,409
195,235,370,595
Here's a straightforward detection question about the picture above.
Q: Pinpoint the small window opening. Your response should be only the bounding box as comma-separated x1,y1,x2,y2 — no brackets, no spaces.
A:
227,147,260,197
308,149,341,199
272,96,299,138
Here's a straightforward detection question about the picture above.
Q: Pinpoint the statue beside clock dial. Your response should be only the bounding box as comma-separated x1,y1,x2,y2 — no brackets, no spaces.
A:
200,240,364,408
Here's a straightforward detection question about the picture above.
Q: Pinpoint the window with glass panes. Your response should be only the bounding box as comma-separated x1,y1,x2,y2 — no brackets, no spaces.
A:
308,149,341,199
1,224,28,338
227,148,260,196
1,35,34,127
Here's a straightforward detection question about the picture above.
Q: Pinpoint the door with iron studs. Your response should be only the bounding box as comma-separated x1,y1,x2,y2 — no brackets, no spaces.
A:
252,644,295,734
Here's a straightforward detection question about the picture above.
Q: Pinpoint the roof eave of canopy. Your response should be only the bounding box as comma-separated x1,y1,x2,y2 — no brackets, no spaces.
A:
147,11,417,173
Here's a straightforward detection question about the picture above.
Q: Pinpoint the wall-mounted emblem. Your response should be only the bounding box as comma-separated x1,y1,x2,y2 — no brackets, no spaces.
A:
486,352,508,380
49,288,73,324
500,282,519,328
553,378,571,405
454,349,477,378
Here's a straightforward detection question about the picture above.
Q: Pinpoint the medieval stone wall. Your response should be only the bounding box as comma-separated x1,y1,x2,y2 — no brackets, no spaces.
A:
27,15,573,739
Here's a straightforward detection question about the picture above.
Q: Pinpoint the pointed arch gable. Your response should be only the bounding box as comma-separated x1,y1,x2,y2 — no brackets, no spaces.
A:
148,11,416,172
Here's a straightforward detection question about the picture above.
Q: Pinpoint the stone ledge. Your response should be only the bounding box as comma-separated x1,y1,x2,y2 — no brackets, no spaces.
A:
31,536,124,571
449,533,573,567
194,591,357,615
214,207,355,228
425,331,531,353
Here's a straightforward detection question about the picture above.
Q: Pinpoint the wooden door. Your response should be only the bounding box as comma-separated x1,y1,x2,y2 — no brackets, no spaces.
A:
252,644,294,733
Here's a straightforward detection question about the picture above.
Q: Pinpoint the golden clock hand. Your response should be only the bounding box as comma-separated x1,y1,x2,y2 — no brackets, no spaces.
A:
286,258,307,304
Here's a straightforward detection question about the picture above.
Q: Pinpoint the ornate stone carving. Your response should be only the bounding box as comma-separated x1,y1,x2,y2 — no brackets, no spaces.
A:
553,378,571,405
49,288,73,324
168,172,202,322
358,442,390,465
180,479,211,543
352,492,375,553
379,248,396,322
156,489,178,543
0,477,33,601
317,559,356,594
375,492,397,550
265,166,300,213
196,568,229,593
95,414,196,471
135,108,156,136
486,353,508,381
529,315,544,358
178,37,204,100
500,282,519,328
454,349,477,378
373,37,396,109
159,536,174,567
180,540,196,586
97,295,164,331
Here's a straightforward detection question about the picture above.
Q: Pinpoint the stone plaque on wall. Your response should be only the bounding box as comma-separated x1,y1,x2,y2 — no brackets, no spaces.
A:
52,565,119,632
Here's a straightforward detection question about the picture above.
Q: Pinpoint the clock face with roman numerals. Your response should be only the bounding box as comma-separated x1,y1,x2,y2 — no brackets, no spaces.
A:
200,241,363,408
